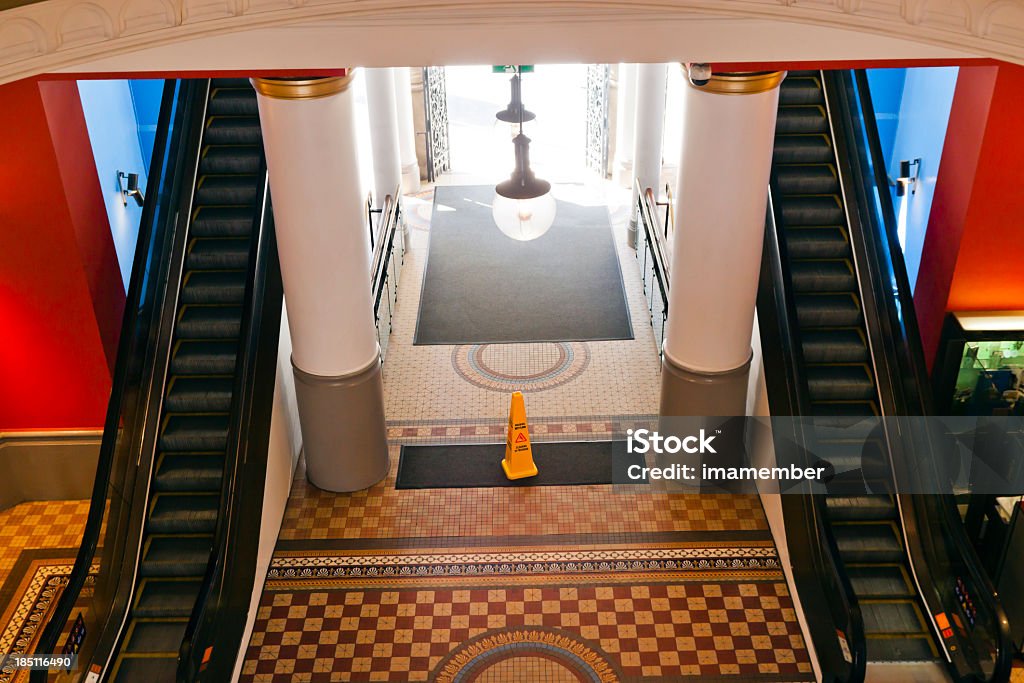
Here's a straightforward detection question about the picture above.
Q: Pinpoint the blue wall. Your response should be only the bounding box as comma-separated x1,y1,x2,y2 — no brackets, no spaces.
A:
78,80,163,289
866,67,958,291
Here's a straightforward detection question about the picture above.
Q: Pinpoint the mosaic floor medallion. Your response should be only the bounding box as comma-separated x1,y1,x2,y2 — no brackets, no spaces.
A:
452,342,590,393
433,628,619,683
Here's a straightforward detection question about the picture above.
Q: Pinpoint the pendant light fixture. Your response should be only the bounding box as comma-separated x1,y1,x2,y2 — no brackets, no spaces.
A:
495,71,536,124
493,69,556,241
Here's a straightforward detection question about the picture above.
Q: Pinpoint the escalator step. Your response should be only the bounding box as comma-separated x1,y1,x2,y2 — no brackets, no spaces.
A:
847,564,915,598
833,522,903,562
775,165,838,196
200,145,262,175
806,364,875,401
207,87,257,116
778,76,823,105
783,227,848,259
790,260,856,292
171,341,237,375
134,579,203,619
775,105,829,134
865,636,938,662
154,453,223,492
204,117,262,146
801,328,868,363
809,400,878,417
111,655,178,683
187,239,251,271
195,175,260,206
773,135,833,165
780,195,845,226
181,269,246,304
794,293,862,328
177,306,242,339
192,207,255,237
140,534,213,577
166,377,234,413
122,619,189,653
861,600,930,636
159,414,229,452
148,493,219,533
826,495,896,521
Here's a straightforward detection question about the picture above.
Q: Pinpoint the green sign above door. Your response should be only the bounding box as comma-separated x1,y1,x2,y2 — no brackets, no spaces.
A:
492,65,535,74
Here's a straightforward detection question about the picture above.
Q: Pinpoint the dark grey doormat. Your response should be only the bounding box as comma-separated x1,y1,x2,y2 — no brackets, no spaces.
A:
396,441,646,489
413,185,633,345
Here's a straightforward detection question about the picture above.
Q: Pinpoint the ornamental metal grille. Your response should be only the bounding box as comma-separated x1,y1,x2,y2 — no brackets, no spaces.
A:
585,64,611,177
422,66,451,182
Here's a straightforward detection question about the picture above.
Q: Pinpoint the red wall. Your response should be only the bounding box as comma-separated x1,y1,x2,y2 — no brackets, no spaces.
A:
0,79,124,430
915,64,1024,368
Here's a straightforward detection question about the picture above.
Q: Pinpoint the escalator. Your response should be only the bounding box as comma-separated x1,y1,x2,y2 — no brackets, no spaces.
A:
32,78,282,682
111,78,267,680
771,70,938,664
758,69,1012,682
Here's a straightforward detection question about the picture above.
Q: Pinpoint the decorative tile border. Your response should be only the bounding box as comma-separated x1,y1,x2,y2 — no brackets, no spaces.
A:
0,559,96,683
385,414,657,445
266,545,781,585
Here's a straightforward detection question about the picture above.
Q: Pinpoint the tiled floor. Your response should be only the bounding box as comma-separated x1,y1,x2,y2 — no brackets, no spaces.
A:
244,180,813,681
0,500,88,590
0,500,90,683
384,181,661,423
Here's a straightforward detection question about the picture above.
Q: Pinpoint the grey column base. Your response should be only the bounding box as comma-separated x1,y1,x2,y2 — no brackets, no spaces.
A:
293,354,389,492
627,219,638,250
659,352,752,417
659,354,753,492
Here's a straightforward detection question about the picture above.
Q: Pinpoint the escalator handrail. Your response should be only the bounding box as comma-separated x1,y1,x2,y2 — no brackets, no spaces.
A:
30,80,204,681
178,155,284,681
758,185,867,682
827,68,1012,682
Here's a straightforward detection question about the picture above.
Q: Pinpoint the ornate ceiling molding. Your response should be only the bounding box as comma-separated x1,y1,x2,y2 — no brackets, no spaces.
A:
0,0,1019,85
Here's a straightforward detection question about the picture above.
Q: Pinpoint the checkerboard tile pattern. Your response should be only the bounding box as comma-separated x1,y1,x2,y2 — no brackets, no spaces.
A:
240,581,812,681
0,500,89,588
278,447,768,541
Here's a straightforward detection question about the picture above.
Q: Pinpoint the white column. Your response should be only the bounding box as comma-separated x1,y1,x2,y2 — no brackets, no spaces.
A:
364,67,403,205
663,70,785,375
393,66,421,194
252,74,389,492
613,63,637,187
629,63,668,248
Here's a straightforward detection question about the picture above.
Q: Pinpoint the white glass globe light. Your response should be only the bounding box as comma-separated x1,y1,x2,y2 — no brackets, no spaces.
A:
492,192,557,241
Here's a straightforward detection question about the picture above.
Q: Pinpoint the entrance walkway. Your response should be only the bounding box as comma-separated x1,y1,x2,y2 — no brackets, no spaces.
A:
239,180,813,682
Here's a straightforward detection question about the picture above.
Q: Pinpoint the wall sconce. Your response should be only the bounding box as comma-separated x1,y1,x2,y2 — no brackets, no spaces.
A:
117,171,145,207
894,158,920,197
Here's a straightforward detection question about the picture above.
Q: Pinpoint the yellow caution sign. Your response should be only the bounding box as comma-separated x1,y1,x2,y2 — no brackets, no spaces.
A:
502,391,538,480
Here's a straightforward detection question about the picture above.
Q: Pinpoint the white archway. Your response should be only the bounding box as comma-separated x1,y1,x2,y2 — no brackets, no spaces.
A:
0,0,1019,86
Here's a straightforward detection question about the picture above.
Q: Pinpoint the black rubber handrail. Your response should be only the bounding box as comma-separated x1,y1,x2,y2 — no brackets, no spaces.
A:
30,79,206,682
178,155,284,680
757,186,867,683
829,68,1012,682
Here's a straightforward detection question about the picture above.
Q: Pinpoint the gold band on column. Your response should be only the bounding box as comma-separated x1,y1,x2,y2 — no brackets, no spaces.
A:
251,73,354,100
682,67,786,95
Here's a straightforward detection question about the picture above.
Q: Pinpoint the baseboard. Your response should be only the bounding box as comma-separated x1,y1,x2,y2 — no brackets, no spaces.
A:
0,430,102,511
